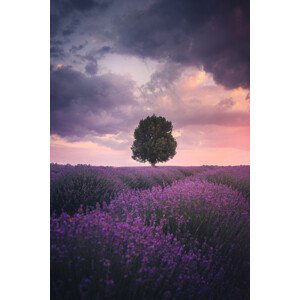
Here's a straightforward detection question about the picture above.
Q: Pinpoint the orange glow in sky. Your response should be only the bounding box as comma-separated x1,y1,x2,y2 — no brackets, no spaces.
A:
51,68,249,166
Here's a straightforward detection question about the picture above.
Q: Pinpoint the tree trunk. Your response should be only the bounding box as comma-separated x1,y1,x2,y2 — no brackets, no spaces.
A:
151,163,156,167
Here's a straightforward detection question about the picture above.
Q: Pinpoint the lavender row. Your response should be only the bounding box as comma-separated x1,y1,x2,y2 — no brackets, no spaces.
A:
50,164,249,215
51,170,249,299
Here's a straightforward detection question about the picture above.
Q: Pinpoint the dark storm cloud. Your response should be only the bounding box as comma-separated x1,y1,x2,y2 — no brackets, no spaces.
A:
51,66,139,138
51,0,249,89
80,46,112,75
50,0,250,147
69,41,88,54
50,40,65,58
114,0,249,89
62,18,80,36
50,46,65,58
85,61,98,75
50,0,113,37
81,46,112,63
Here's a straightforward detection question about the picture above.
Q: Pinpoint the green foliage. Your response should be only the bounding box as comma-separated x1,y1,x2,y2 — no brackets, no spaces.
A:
131,115,177,166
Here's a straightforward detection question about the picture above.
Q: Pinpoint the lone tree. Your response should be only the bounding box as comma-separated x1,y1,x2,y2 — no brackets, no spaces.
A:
131,115,177,167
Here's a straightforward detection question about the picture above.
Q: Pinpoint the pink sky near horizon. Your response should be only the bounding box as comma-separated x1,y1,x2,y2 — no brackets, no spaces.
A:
51,69,249,166
51,141,249,166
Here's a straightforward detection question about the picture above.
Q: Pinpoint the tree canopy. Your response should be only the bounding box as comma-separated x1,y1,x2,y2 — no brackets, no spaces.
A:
131,115,177,166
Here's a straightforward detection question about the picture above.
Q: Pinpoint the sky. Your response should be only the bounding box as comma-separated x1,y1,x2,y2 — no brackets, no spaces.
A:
50,0,250,166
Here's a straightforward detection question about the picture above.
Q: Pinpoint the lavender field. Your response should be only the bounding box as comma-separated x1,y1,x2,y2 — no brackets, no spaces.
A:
51,164,250,299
